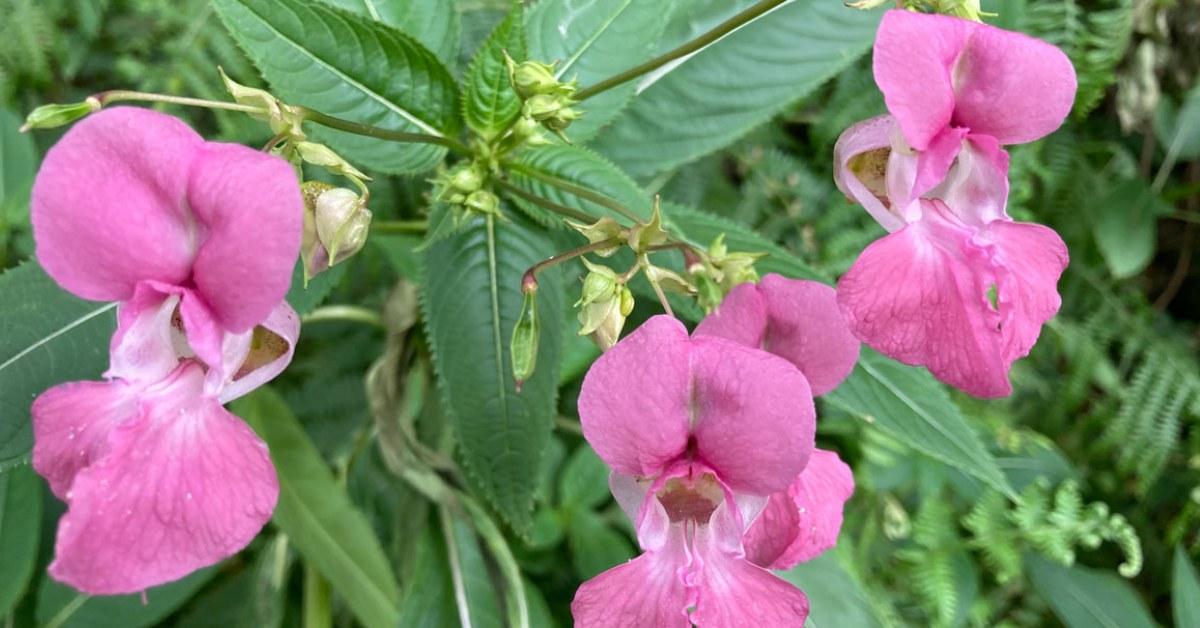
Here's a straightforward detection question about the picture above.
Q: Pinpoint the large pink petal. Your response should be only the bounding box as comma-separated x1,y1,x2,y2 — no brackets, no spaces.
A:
31,380,140,499
691,336,815,495
571,531,692,628
833,116,906,232
187,143,302,332
697,276,860,396
31,107,202,301
691,523,810,628
951,18,1077,144
837,202,1012,397
578,316,692,478
48,363,278,594
216,302,300,403
984,220,1068,367
744,449,854,570
873,11,968,151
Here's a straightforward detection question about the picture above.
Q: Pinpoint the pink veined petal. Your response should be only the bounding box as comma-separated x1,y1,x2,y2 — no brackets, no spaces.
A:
833,115,906,232
744,449,855,570
983,220,1069,367
578,316,692,478
216,301,301,403
31,380,140,500
48,363,278,594
694,281,769,349
571,530,692,628
873,10,969,151
950,18,1077,144
690,522,810,628
31,107,202,302
837,202,1013,397
690,335,815,495
910,126,969,203
930,134,1011,226
187,142,303,333
107,286,185,384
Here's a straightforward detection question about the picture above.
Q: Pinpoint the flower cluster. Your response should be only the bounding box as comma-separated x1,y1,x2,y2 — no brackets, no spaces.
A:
571,275,858,627
834,10,1076,397
28,107,302,594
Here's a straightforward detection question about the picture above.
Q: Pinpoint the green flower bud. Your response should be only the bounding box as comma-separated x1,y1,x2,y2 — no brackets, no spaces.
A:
523,94,566,121
464,189,501,217
511,60,561,99
20,99,101,132
301,183,372,280
511,287,540,390
575,260,630,350
510,116,550,147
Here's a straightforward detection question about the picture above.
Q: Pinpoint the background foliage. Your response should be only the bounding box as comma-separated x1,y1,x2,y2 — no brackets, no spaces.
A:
1,0,1198,626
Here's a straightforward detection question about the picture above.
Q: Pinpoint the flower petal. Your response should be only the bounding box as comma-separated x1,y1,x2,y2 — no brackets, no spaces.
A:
950,17,1077,144
31,107,202,301
873,10,968,151
929,135,1011,226
984,220,1068,367
48,363,278,594
691,335,815,495
579,316,692,477
107,287,186,384
32,380,139,499
216,302,300,403
833,115,905,232
571,531,692,628
691,522,810,628
744,449,854,570
187,143,303,332
837,202,1013,397
694,281,769,349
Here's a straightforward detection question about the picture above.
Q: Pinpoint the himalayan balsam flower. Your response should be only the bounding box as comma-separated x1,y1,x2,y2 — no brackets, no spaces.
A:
572,316,818,627
29,107,303,594
834,10,1075,397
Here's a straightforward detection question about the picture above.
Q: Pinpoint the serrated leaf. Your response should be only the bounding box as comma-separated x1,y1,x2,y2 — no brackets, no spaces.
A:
213,0,460,174
525,0,679,141
36,568,216,628
506,144,650,225
566,510,634,580
1175,545,1200,628
591,1,881,177
558,445,609,510
0,464,39,616
423,215,564,532
233,388,401,628
1027,554,1155,628
825,348,1015,498
0,262,114,470
319,0,461,68
464,2,525,139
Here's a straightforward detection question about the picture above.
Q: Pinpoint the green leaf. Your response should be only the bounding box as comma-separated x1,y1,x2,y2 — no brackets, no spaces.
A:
36,568,217,628
397,524,458,628
0,464,40,615
0,263,114,470
558,445,609,510
663,202,825,281
1027,554,1156,628
1154,84,1200,161
318,0,461,68
1090,178,1171,279
464,2,525,139
285,259,347,315
525,0,679,141
825,348,1014,498
566,510,634,580
213,0,460,174
422,215,565,533
440,507,504,628
1,108,36,227
591,1,881,177
506,144,650,225
1175,545,1200,628
781,551,880,628
233,388,401,628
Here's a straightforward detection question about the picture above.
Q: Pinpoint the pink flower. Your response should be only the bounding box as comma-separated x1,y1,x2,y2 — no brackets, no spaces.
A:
572,316,815,627
29,107,303,594
694,275,857,567
833,10,1075,397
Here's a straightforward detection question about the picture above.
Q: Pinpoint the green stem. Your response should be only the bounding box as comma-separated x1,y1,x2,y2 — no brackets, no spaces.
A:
93,90,266,114
494,178,597,223
505,161,643,224
299,108,471,155
573,0,791,101
303,564,333,628
372,219,429,234
301,305,385,329
523,237,622,290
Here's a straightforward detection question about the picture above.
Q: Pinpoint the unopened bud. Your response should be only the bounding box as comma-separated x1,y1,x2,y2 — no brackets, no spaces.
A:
523,94,565,121
510,59,561,99
20,99,101,132
576,260,629,350
511,116,550,146
435,162,487,204
511,288,540,390
302,183,372,279
464,190,501,217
